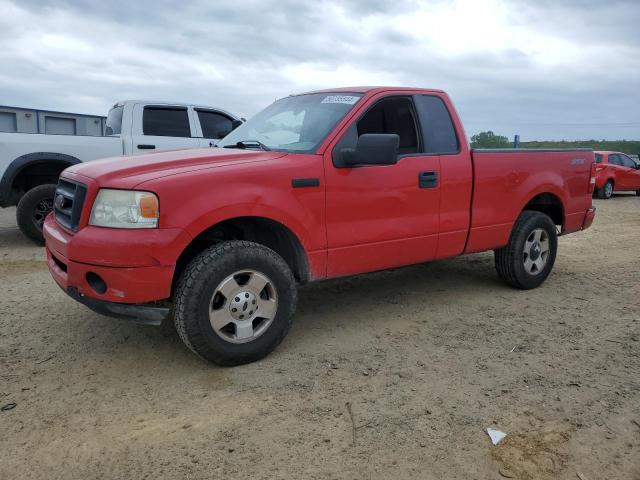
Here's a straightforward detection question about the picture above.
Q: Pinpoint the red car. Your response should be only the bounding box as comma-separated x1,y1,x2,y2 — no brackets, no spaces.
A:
594,151,640,199
43,87,596,365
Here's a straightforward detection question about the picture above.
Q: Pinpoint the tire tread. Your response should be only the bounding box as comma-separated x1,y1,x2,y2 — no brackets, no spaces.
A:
173,240,296,366
494,210,557,290
16,184,57,245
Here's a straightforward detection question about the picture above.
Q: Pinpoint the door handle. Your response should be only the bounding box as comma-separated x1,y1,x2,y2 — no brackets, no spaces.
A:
418,171,438,189
137,144,156,150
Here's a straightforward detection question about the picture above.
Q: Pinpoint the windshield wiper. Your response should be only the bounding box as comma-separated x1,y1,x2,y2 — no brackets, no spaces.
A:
222,140,271,151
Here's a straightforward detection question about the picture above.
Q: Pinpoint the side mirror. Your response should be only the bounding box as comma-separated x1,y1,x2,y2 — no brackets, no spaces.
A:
342,133,399,167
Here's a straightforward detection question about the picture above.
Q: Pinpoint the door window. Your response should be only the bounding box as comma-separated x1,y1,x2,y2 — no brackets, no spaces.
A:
608,154,621,166
356,97,420,155
196,110,234,139
413,95,459,154
334,96,421,163
143,107,191,137
619,154,637,168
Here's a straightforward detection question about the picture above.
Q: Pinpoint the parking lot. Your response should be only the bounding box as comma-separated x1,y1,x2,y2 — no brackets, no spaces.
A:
1,196,638,479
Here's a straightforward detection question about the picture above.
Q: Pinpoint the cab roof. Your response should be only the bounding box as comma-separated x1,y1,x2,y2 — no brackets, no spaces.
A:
294,86,446,96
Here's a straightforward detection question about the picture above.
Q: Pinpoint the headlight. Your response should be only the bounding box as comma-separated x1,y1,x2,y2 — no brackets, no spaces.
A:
89,189,159,228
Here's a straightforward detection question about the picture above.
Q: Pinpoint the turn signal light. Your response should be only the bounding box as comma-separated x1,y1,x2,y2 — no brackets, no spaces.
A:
139,194,159,219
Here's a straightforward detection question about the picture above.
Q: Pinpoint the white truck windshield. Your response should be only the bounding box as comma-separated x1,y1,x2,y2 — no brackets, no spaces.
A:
105,105,124,136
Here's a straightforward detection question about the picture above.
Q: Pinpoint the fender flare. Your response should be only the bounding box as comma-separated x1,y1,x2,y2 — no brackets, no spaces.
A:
182,210,315,281
0,152,81,207
516,188,567,226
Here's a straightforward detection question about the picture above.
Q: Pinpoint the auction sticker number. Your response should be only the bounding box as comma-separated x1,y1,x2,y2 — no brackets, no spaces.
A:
321,95,360,105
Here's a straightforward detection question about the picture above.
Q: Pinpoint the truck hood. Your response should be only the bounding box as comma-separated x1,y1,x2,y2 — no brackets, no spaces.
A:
65,148,288,188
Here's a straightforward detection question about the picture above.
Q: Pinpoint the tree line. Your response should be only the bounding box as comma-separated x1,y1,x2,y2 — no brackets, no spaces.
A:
470,131,640,154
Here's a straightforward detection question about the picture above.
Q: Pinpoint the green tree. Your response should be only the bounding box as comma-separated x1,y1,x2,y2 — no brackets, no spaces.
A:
470,131,511,148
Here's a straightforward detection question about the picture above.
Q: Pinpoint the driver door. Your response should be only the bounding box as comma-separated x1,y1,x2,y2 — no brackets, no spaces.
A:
323,95,441,277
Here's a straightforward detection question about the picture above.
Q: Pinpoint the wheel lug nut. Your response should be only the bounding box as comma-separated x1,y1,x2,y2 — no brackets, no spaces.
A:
234,297,240,302
245,293,249,298
232,308,237,312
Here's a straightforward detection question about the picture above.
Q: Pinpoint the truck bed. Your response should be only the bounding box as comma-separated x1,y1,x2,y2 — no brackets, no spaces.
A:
465,148,594,253
0,132,123,172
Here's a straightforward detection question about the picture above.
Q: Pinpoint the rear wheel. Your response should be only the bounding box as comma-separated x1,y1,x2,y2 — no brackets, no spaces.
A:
598,180,613,199
173,241,297,365
494,211,558,289
16,184,57,245
636,190,640,197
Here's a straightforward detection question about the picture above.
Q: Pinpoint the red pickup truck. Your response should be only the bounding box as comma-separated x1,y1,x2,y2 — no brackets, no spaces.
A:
43,87,596,365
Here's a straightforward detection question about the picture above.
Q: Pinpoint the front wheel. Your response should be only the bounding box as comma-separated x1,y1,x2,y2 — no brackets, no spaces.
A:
494,211,558,290
636,190,640,197
16,184,57,245
173,241,297,366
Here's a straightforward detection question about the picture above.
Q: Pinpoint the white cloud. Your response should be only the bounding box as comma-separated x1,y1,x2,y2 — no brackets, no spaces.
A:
0,0,638,140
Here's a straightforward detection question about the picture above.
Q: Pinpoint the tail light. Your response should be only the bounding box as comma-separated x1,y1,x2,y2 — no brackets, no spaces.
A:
589,162,597,193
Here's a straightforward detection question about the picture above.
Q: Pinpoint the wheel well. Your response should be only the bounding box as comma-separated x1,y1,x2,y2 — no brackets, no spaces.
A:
524,193,564,229
9,160,71,205
172,217,309,294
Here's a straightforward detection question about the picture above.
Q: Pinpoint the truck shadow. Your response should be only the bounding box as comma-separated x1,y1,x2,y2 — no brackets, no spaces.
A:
294,253,500,324
73,252,501,368
0,224,41,249
593,192,638,200
0,207,46,250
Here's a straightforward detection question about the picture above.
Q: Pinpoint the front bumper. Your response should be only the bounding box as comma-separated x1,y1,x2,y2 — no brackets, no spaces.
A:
43,214,192,321
63,287,169,325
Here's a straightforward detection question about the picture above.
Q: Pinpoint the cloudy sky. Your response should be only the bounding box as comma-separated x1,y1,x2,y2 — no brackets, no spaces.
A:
1,0,639,140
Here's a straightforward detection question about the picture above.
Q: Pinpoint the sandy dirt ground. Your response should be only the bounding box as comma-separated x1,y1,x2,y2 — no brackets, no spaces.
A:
1,196,639,480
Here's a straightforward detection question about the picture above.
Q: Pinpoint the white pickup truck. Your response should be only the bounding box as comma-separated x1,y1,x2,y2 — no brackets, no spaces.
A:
0,100,241,243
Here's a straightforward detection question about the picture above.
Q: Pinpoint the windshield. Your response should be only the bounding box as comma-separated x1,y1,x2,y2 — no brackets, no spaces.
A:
217,93,363,153
105,105,123,136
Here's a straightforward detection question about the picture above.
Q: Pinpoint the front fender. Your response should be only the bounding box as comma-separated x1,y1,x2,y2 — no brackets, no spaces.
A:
136,153,327,276
184,203,318,255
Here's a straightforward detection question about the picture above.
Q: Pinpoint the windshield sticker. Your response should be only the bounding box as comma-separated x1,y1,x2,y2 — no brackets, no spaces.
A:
321,95,360,105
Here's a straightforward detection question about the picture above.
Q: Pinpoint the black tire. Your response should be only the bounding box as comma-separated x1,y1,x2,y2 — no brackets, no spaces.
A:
636,190,640,197
597,180,613,199
16,184,57,245
494,210,558,290
173,241,297,366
